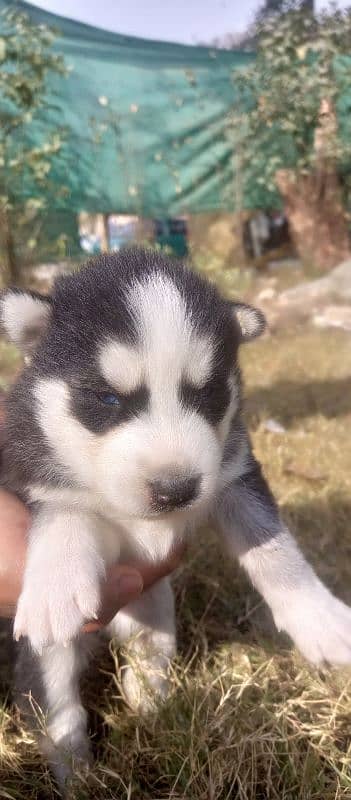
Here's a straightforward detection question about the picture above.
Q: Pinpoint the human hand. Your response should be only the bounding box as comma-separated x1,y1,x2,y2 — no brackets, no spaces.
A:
0,488,184,630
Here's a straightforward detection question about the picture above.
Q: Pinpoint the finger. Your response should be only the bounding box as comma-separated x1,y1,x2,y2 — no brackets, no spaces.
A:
0,489,30,613
123,541,187,591
82,567,143,632
82,543,186,633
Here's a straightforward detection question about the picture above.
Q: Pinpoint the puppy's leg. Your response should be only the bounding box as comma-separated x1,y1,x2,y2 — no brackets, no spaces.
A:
16,637,92,792
215,452,351,665
14,506,106,652
108,577,176,712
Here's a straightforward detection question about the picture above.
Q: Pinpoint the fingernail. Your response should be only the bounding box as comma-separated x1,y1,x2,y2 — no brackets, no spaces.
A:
118,572,143,598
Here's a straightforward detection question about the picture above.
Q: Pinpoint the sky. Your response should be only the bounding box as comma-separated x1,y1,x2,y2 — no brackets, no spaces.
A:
29,0,350,45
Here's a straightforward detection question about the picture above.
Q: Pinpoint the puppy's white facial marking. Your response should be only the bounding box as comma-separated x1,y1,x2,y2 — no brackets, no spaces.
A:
184,334,213,386
33,378,96,486
99,340,143,394
127,275,214,395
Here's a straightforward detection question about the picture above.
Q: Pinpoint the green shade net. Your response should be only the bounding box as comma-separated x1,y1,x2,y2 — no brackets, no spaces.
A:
0,0,254,221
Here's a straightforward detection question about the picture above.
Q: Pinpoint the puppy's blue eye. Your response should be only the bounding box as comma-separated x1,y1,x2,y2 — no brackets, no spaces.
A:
96,391,120,406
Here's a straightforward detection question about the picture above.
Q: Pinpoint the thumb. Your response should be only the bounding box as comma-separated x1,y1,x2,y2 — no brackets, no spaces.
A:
82,566,143,633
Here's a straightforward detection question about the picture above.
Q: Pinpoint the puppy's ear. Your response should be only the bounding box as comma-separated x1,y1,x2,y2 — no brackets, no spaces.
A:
0,289,52,355
231,302,266,343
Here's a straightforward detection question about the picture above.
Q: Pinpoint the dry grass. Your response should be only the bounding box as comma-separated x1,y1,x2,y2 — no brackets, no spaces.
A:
1,313,351,798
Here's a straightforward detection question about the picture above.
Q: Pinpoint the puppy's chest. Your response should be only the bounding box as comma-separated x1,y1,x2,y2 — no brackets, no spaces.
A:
28,485,188,565
95,512,186,566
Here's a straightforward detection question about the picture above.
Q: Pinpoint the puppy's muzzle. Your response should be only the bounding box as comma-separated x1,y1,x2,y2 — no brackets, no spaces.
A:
149,473,201,513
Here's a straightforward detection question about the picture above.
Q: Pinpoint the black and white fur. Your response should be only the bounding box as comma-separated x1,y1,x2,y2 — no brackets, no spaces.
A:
1,249,351,790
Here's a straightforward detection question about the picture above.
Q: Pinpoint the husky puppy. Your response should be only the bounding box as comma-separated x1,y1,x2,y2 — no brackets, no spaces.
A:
1,248,351,789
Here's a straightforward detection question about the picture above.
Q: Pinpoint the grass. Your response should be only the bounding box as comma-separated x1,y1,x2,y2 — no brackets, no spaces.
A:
1,317,351,798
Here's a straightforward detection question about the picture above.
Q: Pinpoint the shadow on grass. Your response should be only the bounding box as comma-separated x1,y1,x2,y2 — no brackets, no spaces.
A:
174,492,351,656
1,493,351,797
1,493,350,691
245,376,351,427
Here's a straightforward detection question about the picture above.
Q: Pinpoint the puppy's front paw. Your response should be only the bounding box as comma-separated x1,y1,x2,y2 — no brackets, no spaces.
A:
273,579,351,666
14,553,105,652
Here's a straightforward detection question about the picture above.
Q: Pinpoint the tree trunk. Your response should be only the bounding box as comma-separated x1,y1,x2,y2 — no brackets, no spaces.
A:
100,213,110,252
275,168,350,271
0,208,21,286
275,97,350,271
231,211,247,268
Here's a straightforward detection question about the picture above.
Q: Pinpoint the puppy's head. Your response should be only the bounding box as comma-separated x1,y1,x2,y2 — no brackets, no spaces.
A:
1,250,265,518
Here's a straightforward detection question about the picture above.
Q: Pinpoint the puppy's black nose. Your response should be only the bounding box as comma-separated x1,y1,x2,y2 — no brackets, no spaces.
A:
149,474,201,512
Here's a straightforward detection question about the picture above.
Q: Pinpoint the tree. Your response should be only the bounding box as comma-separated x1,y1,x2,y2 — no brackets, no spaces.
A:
0,8,67,284
256,0,313,25
231,1,351,269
